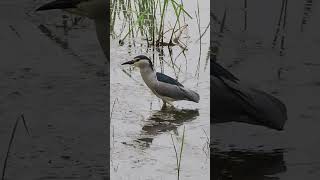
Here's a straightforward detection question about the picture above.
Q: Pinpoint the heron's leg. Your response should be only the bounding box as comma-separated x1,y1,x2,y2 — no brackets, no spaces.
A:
161,100,167,110
162,99,173,107
167,101,174,106
168,103,176,110
165,101,176,110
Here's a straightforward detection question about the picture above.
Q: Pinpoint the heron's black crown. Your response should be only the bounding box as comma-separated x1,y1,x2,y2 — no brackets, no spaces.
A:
134,55,153,70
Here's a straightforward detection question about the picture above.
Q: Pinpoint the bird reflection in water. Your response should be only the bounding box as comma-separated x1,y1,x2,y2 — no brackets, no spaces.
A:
135,108,199,147
212,148,286,180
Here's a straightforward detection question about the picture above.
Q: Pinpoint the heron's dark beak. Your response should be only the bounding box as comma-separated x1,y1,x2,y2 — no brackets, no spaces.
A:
121,60,135,65
36,0,77,11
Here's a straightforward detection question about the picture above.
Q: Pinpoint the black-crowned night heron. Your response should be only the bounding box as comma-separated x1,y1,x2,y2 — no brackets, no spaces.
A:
36,0,108,60
122,55,200,108
212,61,287,130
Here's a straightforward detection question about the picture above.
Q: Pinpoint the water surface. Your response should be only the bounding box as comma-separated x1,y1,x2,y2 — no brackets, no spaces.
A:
213,0,320,179
110,0,210,179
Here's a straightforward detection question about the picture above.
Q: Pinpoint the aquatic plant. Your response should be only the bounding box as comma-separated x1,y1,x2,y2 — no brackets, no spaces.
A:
272,0,289,56
1,114,30,180
171,126,185,180
300,0,313,32
110,0,192,46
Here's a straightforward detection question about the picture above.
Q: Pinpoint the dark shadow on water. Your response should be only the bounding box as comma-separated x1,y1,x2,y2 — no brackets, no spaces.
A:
212,148,286,180
135,108,199,148
38,24,69,49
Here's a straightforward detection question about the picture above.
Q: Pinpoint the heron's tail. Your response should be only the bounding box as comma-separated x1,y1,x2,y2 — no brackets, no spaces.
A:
219,77,287,130
183,88,200,103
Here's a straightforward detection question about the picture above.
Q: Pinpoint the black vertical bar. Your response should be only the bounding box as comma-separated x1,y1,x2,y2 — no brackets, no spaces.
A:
244,0,247,31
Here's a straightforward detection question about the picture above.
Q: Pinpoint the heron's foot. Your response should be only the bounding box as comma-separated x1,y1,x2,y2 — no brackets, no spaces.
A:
161,102,167,110
161,101,175,110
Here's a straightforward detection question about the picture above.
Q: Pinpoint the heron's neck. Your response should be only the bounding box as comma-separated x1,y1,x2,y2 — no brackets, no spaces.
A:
140,67,157,88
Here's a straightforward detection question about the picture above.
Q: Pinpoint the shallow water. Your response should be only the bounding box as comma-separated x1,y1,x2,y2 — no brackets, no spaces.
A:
110,0,210,179
213,0,320,179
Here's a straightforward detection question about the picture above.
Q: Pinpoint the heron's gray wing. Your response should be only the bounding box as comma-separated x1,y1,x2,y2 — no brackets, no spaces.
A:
212,61,239,83
156,72,184,87
154,81,199,103
212,76,287,130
